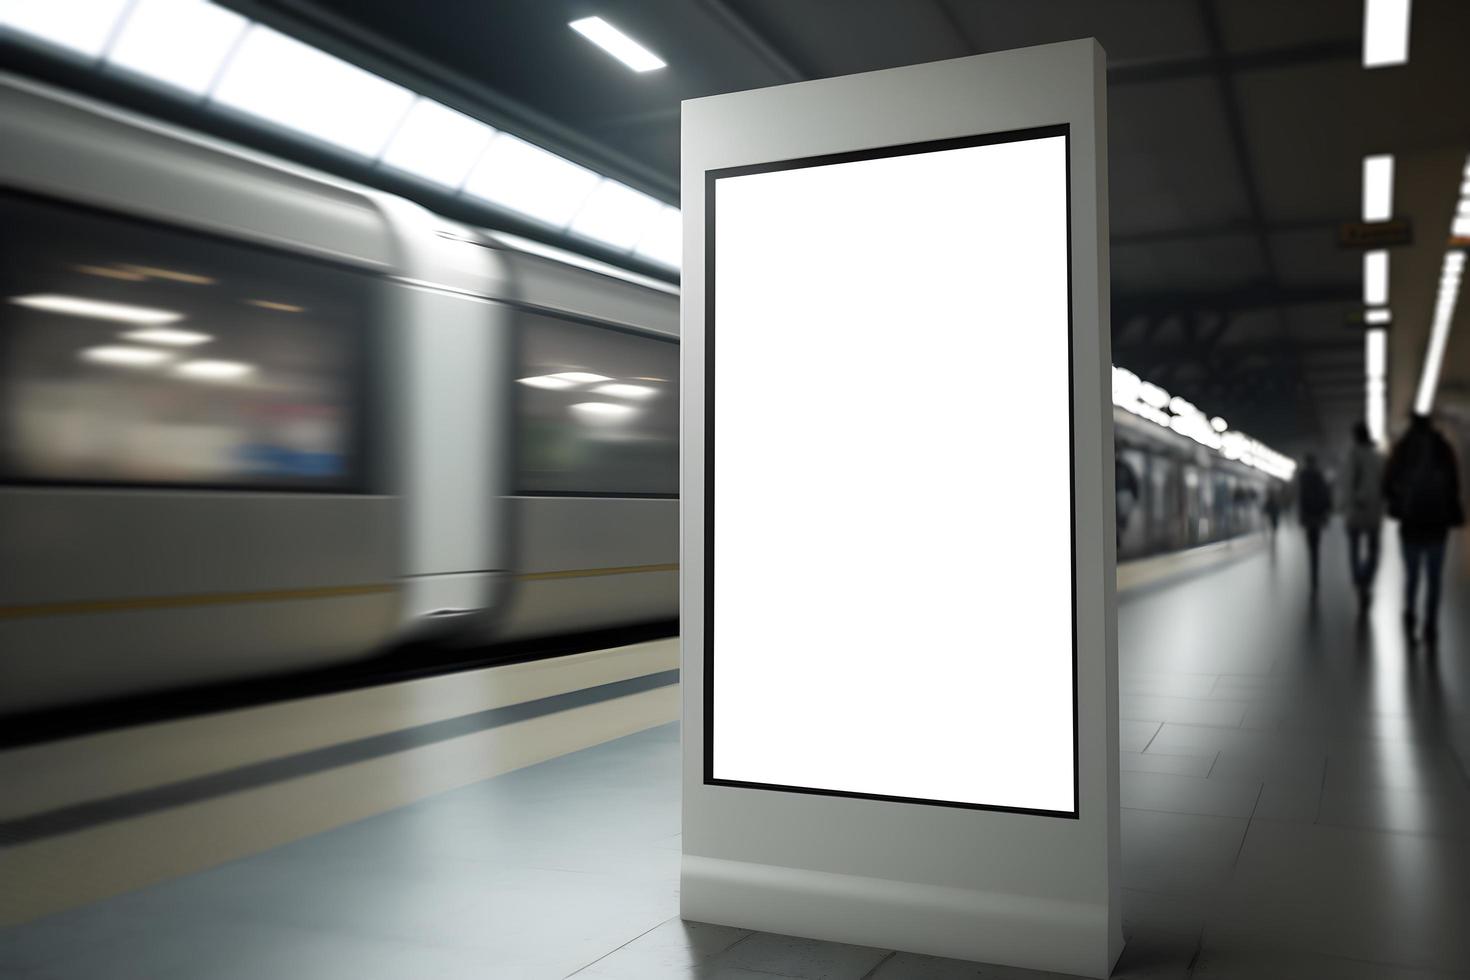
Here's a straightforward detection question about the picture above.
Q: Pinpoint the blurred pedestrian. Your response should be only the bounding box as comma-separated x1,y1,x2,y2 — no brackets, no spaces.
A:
1297,454,1332,595
1384,413,1464,641
1263,485,1282,540
1116,456,1140,551
1340,422,1385,611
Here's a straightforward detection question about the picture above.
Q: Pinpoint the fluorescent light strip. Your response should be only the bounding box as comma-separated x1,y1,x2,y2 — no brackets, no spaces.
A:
80,345,174,367
1365,307,1392,325
123,327,213,346
10,294,183,324
1363,0,1411,68
1362,154,1394,222
1364,250,1389,306
1415,251,1464,413
569,17,666,72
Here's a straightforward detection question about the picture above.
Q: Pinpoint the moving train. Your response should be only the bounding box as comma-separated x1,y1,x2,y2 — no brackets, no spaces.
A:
0,72,677,716
0,71,1277,718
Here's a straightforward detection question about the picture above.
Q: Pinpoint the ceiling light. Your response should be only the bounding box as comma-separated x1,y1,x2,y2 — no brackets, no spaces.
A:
73,264,147,281
246,299,305,313
461,133,601,228
210,24,414,157
378,97,496,188
1415,253,1463,412
119,264,215,285
1363,250,1388,305
570,401,636,418
80,345,174,367
10,294,183,324
0,0,130,57
1363,0,1411,68
1365,307,1392,325
594,383,657,399
1210,417,1228,433
1362,154,1394,222
176,359,255,381
568,179,665,251
105,0,247,96
549,372,611,384
518,375,578,390
1366,328,1387,379
123,327,213,346
569,16,666,73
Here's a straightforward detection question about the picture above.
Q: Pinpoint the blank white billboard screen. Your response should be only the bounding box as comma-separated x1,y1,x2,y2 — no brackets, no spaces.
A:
708,127,1076,815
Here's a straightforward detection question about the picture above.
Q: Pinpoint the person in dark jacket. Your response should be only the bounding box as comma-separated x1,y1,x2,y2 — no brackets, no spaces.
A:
1297,454,1333,595
1384,414,1465,641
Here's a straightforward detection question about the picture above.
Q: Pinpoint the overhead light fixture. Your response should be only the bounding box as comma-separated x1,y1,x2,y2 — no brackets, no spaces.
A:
0,0,131,57
246,299,305,313
105,0,248,96
1366,328,1388,445
1414,250,1463,413
123,327,213,346
1363,0,1411,68
378,97,496,189
1363,250,1389,305
176,359,255,381
73,264,148,281
549,372,611,384
1210,417,1228,433
570,401,636,418
80,345,174,367
10,294,183,324
118,264,215,285
210,24,415,157
1365,307,1392,325
518,375,578,390
1362,154,1394,222
569,16,666,73
594,383,657,399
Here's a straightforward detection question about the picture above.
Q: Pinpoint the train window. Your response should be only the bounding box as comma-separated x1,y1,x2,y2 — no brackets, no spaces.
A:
0,194,370,491
516,314,678,496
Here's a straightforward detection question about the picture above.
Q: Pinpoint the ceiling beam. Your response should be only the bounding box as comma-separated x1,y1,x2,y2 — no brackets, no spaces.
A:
695,0,809,82
1114,282,1357,315
1112,216,1338,247
1109,38,1358,86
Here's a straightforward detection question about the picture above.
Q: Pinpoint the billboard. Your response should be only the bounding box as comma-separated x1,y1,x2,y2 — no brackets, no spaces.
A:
707,126,1077,815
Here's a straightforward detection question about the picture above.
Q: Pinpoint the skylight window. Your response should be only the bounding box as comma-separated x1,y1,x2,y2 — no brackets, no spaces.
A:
210,25,414,157
379,97,496,188
1363,0,1411,68
462,133,602,228
568,179,664,250
569,16,666,73
634,206,682,268
105,0,247,95
0,0,130,57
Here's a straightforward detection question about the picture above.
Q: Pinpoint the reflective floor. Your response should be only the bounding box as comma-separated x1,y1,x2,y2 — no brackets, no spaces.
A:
1,525,1467,978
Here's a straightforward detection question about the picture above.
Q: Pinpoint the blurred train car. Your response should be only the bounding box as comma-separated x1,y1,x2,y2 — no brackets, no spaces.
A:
0,73,677,715
1114,406,1277,561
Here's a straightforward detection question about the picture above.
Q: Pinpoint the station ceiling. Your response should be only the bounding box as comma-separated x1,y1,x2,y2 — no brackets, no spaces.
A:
241,0,1470,453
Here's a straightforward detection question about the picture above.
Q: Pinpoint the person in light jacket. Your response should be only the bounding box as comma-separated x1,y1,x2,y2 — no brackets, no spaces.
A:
1340,422,1385,610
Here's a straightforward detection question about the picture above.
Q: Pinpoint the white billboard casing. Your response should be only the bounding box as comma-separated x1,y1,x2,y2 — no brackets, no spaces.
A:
681,39,1118,978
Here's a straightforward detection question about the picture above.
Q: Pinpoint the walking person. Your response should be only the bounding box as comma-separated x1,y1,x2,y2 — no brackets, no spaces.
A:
1384,414,1465,642
1341,422,1385,611
1263,485,1282,541
1298,454,1332,596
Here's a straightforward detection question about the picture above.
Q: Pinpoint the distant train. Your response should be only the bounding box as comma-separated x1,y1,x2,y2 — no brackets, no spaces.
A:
0,73,677,715
1114,407,1277,561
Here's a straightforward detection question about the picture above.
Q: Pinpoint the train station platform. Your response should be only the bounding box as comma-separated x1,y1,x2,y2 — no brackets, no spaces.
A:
2,527,1468,979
